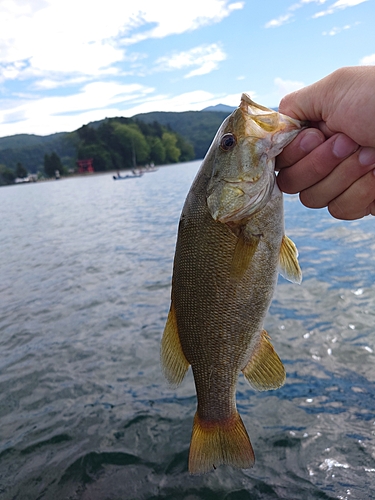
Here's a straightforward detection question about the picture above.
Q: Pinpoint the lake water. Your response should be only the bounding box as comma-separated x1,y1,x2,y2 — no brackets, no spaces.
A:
1,161,375,500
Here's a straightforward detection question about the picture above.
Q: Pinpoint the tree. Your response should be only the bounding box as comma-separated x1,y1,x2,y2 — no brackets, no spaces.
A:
113,123,150,167
176,135,194,162
0,164,15,186
162,132,180,163
44,152,63,177
15,162,28,178
148,136,166,164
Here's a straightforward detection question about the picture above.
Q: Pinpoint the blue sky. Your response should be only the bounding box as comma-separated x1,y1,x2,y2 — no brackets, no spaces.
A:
0,0,373,137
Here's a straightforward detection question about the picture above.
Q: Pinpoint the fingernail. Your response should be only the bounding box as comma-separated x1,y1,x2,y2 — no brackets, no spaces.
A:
299,130,324,153
332,134,358,158
359,147,375,166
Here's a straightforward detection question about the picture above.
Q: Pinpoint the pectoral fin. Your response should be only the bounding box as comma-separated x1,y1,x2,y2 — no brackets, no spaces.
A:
278,235,302,284
242,330,286,391
230,233,260,281
160,303,190,387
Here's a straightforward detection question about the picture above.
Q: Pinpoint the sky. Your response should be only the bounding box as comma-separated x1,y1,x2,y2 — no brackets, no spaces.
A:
0,0,374,137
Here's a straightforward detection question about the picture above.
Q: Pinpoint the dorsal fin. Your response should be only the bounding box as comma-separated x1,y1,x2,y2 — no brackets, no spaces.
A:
278,235,302,284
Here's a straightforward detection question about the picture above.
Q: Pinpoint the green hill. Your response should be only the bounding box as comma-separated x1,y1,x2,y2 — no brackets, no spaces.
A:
0,108,233,174
0,132,79,173
133,110,230,159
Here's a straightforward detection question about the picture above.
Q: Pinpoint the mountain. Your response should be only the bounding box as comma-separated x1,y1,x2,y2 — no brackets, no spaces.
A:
0,108,234,172
201,104,236,113
133,110,231,159
0,132,79,173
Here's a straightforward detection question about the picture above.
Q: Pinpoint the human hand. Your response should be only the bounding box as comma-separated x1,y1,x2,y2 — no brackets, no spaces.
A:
276,66,375,220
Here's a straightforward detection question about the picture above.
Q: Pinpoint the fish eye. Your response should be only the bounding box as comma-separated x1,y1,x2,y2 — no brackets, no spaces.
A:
220,133,236,151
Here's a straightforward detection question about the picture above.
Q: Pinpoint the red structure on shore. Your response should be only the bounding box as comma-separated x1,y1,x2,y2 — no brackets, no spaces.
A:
77,159,94,174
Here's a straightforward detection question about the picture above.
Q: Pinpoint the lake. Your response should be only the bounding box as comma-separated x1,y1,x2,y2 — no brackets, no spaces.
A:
1,161,375,499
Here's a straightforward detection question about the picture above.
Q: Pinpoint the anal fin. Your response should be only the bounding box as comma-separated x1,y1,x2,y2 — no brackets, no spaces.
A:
189,411,255,474
160,303,189,387
278,235,302,284
242,330,286,391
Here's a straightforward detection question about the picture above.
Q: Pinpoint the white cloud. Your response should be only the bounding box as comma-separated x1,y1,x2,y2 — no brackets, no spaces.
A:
0,0,244,135
274,77,305,97
322,23,357,35
0,0,243,83
265,13,293,28
265,0,330,27
219,91,257,107
123,1,244,43
155,44,226,78
265,0,365,28
289,0,328,11
256,77,305,107
360,53,375,65
0,85,249,136
313,0,368,17
0,82,154,136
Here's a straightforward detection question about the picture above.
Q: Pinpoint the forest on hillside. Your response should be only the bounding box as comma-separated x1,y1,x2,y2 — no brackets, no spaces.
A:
0,108,232,185
76,118,194,171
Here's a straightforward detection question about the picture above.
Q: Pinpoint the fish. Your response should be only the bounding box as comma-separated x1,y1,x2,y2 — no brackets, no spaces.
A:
161,93,306,475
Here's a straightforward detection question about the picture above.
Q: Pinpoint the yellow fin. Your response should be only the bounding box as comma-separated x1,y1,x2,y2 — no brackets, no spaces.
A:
160,303,190,387
230,233,260,281
189,411,255,474
242,330,286,391
278,235,302,284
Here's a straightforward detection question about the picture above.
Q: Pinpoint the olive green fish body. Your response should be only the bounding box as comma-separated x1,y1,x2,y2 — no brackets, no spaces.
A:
161,94,305,474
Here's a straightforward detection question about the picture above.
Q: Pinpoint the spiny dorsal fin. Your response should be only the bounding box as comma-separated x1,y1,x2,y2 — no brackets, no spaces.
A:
242,330,286,391
160,303,190,387
278,235,302,284
230,233,260,281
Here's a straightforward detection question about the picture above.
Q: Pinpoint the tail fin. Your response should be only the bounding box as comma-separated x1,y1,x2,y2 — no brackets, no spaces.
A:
188,411,255,474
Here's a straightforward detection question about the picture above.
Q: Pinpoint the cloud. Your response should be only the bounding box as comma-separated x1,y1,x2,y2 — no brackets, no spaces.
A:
322,22,358,35
0,82,154,136
123,1,244,43
265,13,293,28
265,0,365,28
313,0,368,18
264,0,329,27
0,84,248,136
155,44,226,78
288,0,328,12
360,53,375,65
274,77,305,97
0,0,243,84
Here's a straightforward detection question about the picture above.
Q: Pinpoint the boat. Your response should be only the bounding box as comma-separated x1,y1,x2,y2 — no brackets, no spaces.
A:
113,171,143,180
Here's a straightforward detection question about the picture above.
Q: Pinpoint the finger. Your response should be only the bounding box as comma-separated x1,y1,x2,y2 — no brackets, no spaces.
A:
328,168,375,220
300,147,375,209
315,121,337,138
276,128,325,170
277,133,358,194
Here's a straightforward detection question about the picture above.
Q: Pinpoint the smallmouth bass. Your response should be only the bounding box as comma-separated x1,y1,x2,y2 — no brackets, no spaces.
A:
161,93,306,474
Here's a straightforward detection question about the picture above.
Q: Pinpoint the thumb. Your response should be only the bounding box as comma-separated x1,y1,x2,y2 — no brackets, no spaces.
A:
279,82,326,123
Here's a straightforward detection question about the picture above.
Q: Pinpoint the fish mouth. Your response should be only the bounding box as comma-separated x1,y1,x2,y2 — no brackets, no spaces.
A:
240,93,308,139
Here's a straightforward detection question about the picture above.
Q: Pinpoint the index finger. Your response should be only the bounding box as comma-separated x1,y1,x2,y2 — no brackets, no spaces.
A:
276,128,325,170
277,133,358,194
